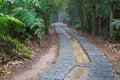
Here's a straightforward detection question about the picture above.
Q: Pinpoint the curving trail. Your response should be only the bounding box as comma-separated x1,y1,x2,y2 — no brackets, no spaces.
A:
35,23,113,80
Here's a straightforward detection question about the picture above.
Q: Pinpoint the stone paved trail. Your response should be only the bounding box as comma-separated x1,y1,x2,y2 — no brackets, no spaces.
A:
35,23,114,80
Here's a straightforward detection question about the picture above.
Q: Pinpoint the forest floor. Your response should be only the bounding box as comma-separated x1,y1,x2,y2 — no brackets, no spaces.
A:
0,26,59,80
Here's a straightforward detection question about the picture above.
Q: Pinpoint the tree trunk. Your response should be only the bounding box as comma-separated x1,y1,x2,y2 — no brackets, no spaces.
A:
82,8,88,32
79,0,84,32
109,5,114,39
79,12,84,32
98,16,101,35
92,5,100,35
92,5,96,35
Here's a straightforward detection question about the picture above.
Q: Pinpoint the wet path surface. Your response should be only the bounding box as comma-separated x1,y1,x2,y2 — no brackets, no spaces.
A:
61,28,89,62
35,23,113,80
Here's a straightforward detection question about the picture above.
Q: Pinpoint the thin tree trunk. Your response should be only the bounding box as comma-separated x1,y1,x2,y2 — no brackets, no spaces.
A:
92,5,96,35
79,0,84,32
79,9,84,32
93,5,100,35
99,16,101,35
109,5,114,38
82,8,88,32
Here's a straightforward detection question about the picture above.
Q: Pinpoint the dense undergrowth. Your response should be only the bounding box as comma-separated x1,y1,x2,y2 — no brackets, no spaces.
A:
0,13,31,62
0,0,56,76
0,0,63,76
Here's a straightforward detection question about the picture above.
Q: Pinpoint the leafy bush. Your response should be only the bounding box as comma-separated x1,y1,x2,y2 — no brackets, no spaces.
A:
112,19,120,30
113,31,120,43
75,24,81,30
0,35,31,59
13,8,45,39
0,12,25,34
0,13,31,61
112,19,120,43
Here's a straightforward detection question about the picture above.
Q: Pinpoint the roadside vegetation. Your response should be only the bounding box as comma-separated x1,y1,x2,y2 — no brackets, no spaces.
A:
0,0,58,77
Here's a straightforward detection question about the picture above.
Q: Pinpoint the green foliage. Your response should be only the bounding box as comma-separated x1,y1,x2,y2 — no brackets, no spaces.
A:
0,13,25,35
13,8,45,39
0,0,65,62
0,13,30,41
64,0,120,41
75,25,81,30
50,13,57,23
113,31,120,43
28,0,41,8
0,34,31,58
0,13,25,26
112,19,120,43
0,13,31,60
112,19,120,30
